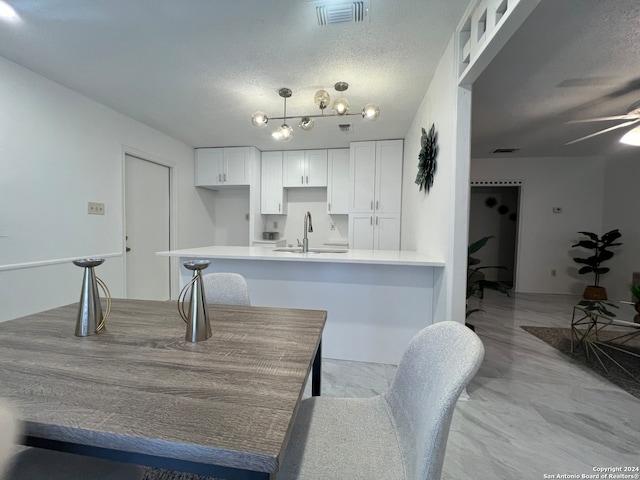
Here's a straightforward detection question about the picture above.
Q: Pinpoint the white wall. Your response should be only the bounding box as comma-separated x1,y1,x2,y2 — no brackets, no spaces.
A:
602,148,640,301
471,156,606,294
0,55,216,322
401,35,471,324
266,188,349,248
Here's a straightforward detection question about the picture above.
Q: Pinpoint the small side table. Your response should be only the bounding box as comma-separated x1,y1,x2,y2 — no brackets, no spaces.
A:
571,301,640,382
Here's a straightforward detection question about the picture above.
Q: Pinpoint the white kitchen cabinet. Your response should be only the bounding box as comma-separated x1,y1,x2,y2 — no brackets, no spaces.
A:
349,213,400,250
348,139,403,250
283,150,328,187
349,140,403,213
327,149,349,214
261,151,287,215
195,147,253,187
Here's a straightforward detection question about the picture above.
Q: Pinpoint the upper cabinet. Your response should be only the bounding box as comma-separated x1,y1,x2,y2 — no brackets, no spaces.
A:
349,140,403,214
283,150,328,187
261,151,287,215
327,149,350,214
195,147,256,187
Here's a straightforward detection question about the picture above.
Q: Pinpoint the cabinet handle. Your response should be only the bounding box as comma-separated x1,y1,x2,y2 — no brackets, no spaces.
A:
370,216,373,225
306,175,309,184
218,174,222,182
223,173,227,182
279,203,281,213
328,202,331,212
376,200,379,210
370,201,373,211
376,216,379,226
301,175,304,185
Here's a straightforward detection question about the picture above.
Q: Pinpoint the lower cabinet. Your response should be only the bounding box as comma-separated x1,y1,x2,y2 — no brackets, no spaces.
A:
349,213,400,250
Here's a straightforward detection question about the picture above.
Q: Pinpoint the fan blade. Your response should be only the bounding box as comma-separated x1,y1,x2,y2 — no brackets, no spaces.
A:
565,119,640,145
567,114,640,123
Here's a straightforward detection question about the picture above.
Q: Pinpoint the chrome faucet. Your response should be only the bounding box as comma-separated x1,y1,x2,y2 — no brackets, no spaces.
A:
302,211,313,253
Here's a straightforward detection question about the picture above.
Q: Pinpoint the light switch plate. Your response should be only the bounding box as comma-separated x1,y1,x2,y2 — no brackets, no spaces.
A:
88,202,105,215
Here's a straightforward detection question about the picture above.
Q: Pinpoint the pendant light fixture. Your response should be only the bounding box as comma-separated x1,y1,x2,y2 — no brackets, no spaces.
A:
251,82,380,141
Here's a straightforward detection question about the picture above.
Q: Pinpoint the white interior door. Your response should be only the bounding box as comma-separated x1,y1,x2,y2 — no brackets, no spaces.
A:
125,154,171,300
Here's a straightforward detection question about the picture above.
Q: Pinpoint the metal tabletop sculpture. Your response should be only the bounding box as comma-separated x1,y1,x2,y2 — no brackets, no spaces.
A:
178,260,212,342
72,258,111,337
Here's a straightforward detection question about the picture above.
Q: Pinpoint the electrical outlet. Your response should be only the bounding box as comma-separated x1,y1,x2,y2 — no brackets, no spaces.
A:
551,269,557,277
273,221,278,229
330,223,335,230
88,202,105,215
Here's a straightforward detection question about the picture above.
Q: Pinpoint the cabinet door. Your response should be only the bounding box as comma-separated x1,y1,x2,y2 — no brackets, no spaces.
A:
375,140,403,213
305,150,328,187
223,147,249,185
195,148,223,186
261,151,286,214
283,151,305,187
327,149,349,214
349,142,376,212
374,214,401,250
348,214,374,250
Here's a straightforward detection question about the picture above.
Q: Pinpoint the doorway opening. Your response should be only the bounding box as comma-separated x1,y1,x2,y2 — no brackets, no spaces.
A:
469,182,521,290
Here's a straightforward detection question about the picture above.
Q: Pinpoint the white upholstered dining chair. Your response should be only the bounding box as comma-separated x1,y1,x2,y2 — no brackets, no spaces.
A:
203,272,251,306
277,321,485,480
0,400,19,479
0,399,143,480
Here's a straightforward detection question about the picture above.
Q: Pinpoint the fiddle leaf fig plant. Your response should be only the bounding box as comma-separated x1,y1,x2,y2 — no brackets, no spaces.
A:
572,229,622,287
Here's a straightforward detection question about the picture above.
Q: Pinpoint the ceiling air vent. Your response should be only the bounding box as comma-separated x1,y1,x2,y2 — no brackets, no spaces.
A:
492,148,521,153
338,123,353,134
312,1,370,25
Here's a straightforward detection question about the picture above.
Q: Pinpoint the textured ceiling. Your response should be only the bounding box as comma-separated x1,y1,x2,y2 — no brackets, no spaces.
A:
0,0,469,151
472,0,640,158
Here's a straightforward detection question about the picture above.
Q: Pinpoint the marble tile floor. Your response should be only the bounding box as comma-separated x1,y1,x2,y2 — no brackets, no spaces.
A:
304,291,640,479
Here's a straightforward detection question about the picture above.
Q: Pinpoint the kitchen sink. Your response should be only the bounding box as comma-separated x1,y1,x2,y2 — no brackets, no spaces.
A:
273,248,348,254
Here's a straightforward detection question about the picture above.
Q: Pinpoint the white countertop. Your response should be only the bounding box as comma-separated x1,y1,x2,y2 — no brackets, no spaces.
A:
157,246,445,267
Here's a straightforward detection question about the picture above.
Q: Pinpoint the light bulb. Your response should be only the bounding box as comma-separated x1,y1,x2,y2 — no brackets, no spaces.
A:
280,124,294,142
273,124,293,141
0,1,18,19
362,104,380,121
620,126,640,146
314,90,330,110
332,98,350,116
251,111,269,128
299,117,314,131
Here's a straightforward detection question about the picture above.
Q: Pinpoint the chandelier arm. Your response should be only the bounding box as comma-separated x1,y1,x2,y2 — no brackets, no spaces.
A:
269,112,361,121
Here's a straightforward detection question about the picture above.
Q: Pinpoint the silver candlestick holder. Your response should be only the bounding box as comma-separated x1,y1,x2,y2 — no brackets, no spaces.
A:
178,260,211,342
72,258,111,337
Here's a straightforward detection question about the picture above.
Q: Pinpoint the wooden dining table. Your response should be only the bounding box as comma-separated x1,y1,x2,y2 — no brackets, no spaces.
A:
0,299,326,479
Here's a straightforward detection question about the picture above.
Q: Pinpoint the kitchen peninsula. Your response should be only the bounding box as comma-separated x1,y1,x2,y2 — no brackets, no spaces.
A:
158,246,444,364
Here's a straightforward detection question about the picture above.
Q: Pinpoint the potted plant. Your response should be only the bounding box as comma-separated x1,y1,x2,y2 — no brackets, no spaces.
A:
572,229,622,300
466,236,512,329
629,284,640,313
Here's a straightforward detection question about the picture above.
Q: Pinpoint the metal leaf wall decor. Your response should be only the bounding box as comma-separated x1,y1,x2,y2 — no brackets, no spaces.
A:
415,124,438,193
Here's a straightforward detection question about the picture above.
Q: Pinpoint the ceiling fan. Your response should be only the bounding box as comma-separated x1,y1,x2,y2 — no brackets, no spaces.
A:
566,100,640,146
